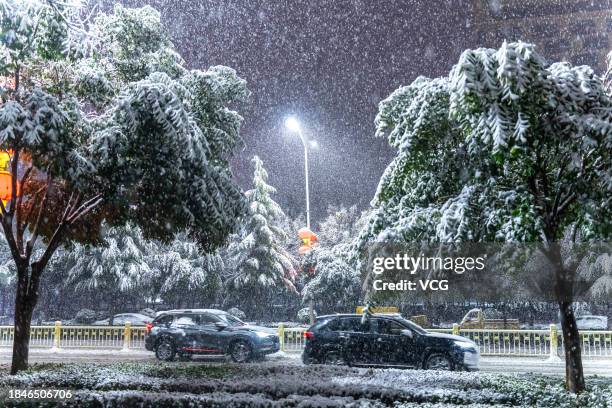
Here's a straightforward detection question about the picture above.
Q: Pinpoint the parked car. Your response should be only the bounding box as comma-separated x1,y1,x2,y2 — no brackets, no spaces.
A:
574,315,608,330
92,313,152,326
459,308,519,329
302,313,479,371
145,309,280,362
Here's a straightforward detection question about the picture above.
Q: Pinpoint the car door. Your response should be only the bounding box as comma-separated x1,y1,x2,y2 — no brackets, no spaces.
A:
371,318,418,367
339,317,378,365
170,314,201,351
194,313,225,353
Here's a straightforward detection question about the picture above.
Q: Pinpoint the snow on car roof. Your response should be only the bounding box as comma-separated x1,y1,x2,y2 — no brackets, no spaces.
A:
155,309,228,316
317,312,402,320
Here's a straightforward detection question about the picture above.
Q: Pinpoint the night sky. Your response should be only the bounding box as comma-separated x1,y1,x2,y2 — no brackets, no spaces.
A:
111,0,607,225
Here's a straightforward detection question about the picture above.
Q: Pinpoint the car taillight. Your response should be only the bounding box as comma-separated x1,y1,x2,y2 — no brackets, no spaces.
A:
304,331,314,339
145,323,153,333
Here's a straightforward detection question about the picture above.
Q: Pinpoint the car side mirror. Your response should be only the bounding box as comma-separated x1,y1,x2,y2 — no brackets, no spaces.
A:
400,329,413,338
215,321,228,331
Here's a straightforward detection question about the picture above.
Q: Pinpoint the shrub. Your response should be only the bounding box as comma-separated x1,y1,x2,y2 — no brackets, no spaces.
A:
74,309,97,324
227,307,246,320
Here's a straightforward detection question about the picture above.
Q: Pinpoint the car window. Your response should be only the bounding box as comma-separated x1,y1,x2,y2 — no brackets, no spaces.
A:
155,315,174,326
375,319,406,336
173,315,199,326
199,314,219,325
218,313,246,326
337,317,371,333
315,318,337,331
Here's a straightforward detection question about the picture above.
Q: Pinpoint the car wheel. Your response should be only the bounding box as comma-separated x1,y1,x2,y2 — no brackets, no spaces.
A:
324,351,346,366
230,340,252,363
155,339,176,362
424,353,454,371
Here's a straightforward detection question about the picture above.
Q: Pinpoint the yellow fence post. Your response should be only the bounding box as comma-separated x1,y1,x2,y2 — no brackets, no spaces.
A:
548,324,560,361
452,323,460,336
278,323,285,352
53,321,61,350
123,321,131,351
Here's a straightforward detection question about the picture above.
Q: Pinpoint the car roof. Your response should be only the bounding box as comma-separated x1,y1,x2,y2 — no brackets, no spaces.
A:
317,313,402,320
155,309,228,317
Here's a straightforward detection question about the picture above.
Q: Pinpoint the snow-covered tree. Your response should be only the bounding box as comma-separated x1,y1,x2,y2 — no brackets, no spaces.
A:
318,205,368,248
302,246,361,313
64,224,153,324
359,42,611,393
296,206,368,313
0,1,248,373
224,156,297,318
149,234,222,308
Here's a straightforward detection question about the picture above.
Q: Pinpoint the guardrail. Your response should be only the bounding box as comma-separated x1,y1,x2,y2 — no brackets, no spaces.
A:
0,321,146,350
277,323,612,358
0,322,610,358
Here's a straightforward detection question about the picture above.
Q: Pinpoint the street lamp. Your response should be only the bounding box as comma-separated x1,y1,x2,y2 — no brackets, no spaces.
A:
285,115,317,325
285,116,313,229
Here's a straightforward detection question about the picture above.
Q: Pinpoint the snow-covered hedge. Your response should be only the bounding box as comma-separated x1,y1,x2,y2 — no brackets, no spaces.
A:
1,362,611,407
74,309,97,324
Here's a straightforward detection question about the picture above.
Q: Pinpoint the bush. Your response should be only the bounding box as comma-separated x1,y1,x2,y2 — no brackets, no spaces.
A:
74,309,97,324
227,307,246,320
297,307,317,323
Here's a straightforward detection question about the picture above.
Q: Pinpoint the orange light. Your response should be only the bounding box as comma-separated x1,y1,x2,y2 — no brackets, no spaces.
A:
297,228,318,254
0,151,21,206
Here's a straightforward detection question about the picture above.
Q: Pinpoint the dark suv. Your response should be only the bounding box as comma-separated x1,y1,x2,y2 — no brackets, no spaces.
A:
145,309,280,362
302,314,479,371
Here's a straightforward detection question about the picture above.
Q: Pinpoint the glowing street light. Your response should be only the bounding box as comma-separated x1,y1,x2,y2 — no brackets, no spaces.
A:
285,116,316,230
285,115,318,325
285,116,301,133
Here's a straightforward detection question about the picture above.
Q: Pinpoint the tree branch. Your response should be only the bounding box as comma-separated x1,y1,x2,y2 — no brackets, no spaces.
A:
67,194,102,224
8,149,19,216
557,192,576,218
25,176,52,260
15,166,32,253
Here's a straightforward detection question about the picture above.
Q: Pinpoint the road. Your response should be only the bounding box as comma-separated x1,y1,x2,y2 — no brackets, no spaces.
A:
0,349,610,376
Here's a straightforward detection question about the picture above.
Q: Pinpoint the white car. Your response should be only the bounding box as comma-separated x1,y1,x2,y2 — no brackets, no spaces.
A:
93,313,152,326
575,315,608,330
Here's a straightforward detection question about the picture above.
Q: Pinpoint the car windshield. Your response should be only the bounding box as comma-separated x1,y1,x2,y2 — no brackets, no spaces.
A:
218,313,246,326
398,317,427,335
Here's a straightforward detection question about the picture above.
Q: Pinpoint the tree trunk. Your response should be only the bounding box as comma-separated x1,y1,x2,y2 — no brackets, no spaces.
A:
559,301,585,393
11,270,36,375
109,301,116,326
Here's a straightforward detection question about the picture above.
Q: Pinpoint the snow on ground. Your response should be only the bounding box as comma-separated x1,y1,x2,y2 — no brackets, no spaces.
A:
0,358,610,407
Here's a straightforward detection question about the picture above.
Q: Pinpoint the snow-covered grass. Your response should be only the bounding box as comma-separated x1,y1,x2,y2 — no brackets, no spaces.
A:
0,361,610,407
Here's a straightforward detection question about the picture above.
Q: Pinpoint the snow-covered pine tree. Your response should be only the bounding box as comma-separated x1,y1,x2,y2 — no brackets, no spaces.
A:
149,233,223,308
0,1,248,373
301,246,361,313
358,42,611,393
225,156,297,319
299,206,368,313
318,205,368,247
64,224,153,325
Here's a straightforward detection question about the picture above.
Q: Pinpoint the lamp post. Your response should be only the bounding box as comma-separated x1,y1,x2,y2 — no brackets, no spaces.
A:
285,116,311,229
286,116,317,324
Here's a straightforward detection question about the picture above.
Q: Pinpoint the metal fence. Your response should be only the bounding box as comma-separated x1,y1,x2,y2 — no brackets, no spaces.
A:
278,324,612,358
0,322,146,350
0,322,611,358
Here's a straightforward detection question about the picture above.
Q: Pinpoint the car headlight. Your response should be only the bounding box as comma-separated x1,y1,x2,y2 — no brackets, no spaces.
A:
454,340,477,350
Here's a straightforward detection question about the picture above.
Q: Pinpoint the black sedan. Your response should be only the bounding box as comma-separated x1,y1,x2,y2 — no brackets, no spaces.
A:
145,309,280,362
302,314,479,371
